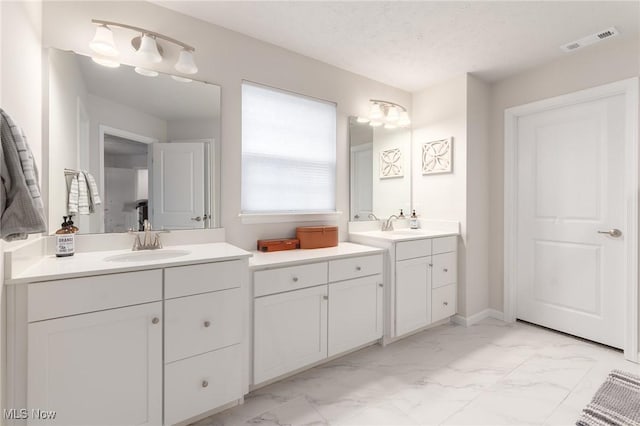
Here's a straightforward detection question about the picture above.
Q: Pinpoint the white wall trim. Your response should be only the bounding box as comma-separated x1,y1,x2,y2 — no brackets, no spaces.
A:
452,308,504,327
503,77,639,362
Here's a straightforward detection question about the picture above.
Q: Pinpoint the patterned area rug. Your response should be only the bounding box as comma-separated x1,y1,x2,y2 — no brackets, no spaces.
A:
577,370,640,426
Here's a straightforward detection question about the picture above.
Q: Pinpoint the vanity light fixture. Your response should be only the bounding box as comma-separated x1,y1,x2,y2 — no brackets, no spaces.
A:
358,99,411,128
89,19,198,75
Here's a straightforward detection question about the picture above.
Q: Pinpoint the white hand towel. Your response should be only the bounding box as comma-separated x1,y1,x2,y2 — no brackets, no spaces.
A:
77,171,90,214
82,171,102,212
68,174,79,214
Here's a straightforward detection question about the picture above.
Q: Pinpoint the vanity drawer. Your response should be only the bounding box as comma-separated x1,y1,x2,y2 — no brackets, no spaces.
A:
432,252,457,288
165,260,243,299
432,284,456,322
328,254,382,282
432,236,457,254
164,344,242,426
28,270,162,322
254,262,328,297
396,239,431,261
164,288,242,363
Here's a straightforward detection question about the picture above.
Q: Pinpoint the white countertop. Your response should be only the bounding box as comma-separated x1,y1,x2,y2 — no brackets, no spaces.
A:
250,242,383,270
349,228,458,242
7,243,252,285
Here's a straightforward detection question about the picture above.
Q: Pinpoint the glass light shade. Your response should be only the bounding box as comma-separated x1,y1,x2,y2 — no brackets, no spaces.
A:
356,116,370,123
369,103,383,120
171,75,193,83
384,123,397,129
386,106,400,122
369,120,383,127
175,49,198,74
134,67,158,77
90,25,119,57
137,34,162,63
91,56,120,68
397,111,411,127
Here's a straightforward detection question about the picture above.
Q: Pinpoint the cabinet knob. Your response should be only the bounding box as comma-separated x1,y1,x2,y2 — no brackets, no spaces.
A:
152,317,160,324
204,320,211,328
292,277,299,282
202,380,209,388
443,268,448,272
378,283,384,288
323,295,328,300
443,301,449,306
356,266,362,271
428,264,433,267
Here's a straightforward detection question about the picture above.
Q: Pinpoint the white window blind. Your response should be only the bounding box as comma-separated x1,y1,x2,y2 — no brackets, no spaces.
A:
241,82,337,214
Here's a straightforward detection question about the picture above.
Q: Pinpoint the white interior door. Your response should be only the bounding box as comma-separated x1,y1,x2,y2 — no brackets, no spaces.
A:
515,93,626,348
151,142,205,229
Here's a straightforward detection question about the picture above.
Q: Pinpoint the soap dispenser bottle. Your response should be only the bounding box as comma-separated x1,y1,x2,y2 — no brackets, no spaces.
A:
410,210,419,229
55,216,75,257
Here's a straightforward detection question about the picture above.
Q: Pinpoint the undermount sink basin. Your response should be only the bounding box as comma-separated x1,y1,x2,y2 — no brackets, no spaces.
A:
104,249,191,263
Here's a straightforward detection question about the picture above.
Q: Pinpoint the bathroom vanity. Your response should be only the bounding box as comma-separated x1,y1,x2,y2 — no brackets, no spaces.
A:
249,243,384,386
4,242,251,426
349,221,460,342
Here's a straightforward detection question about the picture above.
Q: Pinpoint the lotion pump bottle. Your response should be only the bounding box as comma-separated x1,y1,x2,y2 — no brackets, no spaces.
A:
410,210,419,229
55,216,75,257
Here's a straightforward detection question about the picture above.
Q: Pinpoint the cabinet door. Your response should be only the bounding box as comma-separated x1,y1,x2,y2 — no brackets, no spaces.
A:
28,302,162,426
254,285,328,384
395,256,431,336
328,274,383,357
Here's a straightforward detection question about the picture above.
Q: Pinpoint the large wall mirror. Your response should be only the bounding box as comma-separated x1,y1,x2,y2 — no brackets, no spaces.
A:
349,117,411,221
47,48,221,234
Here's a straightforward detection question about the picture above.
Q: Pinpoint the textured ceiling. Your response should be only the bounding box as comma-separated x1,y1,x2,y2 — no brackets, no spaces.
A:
154,1,639,92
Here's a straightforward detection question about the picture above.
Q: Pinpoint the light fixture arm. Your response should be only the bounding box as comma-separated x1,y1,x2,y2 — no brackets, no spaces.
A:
92,19,195,52
369,99,407,112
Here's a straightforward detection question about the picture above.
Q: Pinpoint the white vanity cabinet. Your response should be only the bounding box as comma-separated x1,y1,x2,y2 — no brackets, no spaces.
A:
349,230,459,341
251,246,383,386
163,261,246,426
6,244,250,426
395,256,431,336
26,271,163,426
327,257,384,357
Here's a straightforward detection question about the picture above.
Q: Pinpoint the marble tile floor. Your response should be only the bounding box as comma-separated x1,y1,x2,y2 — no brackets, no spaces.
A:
192,319,640,426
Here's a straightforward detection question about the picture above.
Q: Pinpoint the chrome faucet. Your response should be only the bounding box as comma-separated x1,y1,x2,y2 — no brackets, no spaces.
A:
382,215,399,231
129,220,166,250
368,213,379,221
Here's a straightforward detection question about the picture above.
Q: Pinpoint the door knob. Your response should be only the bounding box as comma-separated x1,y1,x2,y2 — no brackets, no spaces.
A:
597,229,622,238
191,216,202,222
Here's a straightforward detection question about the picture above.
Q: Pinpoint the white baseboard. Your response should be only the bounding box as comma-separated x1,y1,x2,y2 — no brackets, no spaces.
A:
452,308,504,327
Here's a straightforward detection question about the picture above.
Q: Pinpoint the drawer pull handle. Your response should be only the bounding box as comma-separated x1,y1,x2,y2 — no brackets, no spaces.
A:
443,268,448,272
152,317,160,325
204,320,211,328
202,380,209,388
443,301,449,306
378,283,384,288
292,277,299,282
356,266,362,271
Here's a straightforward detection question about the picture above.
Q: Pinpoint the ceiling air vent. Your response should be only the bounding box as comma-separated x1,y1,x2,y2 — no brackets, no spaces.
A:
560,27,620,52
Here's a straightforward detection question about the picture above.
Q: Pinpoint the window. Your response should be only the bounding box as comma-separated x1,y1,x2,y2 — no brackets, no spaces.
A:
241,82,337,214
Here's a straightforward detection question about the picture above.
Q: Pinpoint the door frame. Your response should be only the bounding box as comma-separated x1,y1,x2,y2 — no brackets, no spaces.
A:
504,78,639,361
